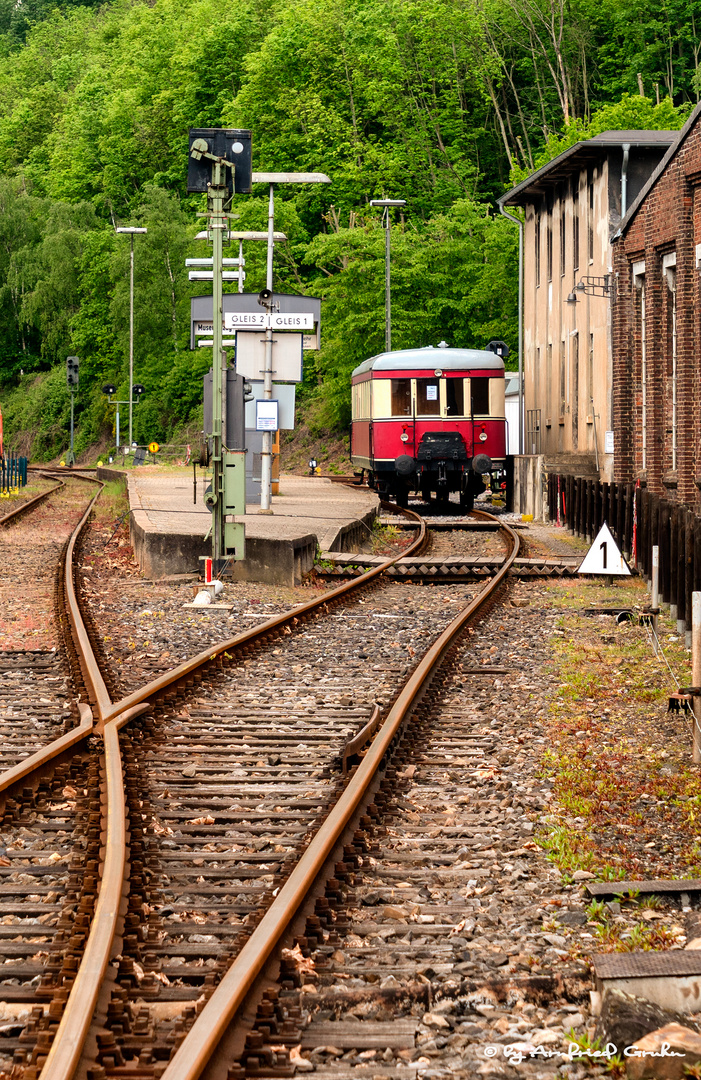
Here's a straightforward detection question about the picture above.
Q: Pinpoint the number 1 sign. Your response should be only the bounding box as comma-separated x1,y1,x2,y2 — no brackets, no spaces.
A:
578,522,631,577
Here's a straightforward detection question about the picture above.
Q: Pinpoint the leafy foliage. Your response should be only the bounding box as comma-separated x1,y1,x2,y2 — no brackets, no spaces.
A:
0,0,698,454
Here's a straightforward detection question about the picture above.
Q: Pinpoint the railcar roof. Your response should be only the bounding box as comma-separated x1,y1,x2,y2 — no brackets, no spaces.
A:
352,348,504,377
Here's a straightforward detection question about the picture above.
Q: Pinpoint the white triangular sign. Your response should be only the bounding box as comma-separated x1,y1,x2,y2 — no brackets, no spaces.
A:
578,522,631,576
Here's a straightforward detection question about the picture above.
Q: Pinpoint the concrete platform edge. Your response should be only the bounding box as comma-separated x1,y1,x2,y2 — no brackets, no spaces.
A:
122,471,379,586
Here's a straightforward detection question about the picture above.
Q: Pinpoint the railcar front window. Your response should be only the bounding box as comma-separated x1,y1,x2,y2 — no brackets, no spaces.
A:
471,378,489,415
445,379,464,416
391,379,411,416
416,379,440,415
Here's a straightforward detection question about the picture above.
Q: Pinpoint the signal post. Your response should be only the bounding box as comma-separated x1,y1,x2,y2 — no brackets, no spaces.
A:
187,130,252,570
65,356,79,466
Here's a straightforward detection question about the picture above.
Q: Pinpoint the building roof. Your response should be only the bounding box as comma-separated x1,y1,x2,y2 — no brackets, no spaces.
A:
499,130,678,207
351,347,504,377
616,103,701,237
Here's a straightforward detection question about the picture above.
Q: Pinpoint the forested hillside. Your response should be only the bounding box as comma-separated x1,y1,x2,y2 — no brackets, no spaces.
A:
0,0,694,456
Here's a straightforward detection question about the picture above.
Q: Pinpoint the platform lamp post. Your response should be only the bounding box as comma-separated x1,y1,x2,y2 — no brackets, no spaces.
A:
369,198,406,353
253,172,331,514
115,227,147,451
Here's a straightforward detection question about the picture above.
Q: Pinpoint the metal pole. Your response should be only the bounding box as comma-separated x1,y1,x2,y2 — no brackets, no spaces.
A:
210,164,226,561
129,233,134,448
69,392,75,466
693,591,701,763
259,183,275,514
116,405,120,452
385,209,391,353
652,545,660,656
238,240,244,295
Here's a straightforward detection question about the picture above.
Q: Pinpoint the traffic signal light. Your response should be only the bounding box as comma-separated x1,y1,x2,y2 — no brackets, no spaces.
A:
187,129,252,195
66,357,79,389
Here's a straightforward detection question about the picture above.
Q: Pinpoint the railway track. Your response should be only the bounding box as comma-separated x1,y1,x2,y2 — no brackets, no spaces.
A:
0,487,524,1080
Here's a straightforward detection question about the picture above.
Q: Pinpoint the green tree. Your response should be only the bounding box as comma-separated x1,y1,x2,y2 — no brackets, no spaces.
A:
304,198,518,424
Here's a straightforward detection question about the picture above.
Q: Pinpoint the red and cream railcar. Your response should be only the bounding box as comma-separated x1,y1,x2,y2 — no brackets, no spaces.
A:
351,346,507,508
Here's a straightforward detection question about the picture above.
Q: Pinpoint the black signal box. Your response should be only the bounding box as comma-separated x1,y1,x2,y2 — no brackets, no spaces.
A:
187,129,252,195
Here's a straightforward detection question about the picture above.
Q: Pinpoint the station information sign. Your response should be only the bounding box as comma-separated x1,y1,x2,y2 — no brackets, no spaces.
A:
224,312,315,331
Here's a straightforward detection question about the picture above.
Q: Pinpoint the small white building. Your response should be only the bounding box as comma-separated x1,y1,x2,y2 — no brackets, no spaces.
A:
504,374,521,456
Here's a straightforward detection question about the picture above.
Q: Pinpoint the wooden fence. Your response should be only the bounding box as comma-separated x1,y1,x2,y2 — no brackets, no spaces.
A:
548,474,701,634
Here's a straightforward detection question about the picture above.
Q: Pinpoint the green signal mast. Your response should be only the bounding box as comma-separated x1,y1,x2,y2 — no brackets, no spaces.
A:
187,129,251,570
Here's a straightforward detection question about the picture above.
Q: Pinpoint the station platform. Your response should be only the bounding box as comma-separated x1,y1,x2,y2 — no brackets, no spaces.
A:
120,468,379,586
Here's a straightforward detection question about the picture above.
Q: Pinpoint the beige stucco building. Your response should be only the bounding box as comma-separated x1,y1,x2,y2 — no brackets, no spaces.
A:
499,131,675,481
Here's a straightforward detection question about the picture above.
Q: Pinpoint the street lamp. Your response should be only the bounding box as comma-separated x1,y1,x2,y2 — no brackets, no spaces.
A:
115,227,148,450
370,198,406,353
250,171,330,515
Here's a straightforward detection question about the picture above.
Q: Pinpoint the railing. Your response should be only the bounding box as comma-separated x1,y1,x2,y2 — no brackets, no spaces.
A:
0,454,28,493
548,473,701,638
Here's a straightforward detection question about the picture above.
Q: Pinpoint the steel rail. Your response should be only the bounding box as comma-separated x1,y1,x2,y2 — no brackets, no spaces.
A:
0,476,65,526
62,479,113,726
0,704,93,801
37,503,424,1080
99,504,426,725
41,720,126,1080
161,511,519,1080
0,474,105,801
0,473,119,1080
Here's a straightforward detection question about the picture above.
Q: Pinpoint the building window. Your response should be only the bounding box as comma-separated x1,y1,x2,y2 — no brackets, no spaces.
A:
636,276,647,470
535,345,541,411
547,343,552,421
664,259,677,471
588,174,594,262
573,188,579,272
559,340,566,417
571,333,579,450
535,212,541,286
546,207,553,281
559,200,566,277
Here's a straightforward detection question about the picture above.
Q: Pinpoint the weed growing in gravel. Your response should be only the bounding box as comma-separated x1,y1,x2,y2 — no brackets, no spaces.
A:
537,824,596,873
586,898,606,922
536,574,701,882
593,917,683,952
313,546,334,573
371,522,400,555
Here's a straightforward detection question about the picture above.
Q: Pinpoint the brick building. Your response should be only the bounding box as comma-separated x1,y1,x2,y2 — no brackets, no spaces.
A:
612,103,701,507
500,130,675,482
